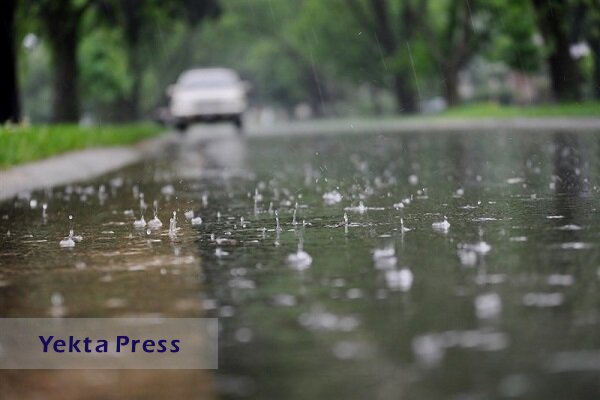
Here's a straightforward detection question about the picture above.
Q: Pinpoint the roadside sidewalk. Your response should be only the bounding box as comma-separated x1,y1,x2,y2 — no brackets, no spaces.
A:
249,117,600,136
0,133,175,201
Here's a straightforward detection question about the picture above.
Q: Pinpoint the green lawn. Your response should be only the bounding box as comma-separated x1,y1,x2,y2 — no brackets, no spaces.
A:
0,124,162,168
439,101,600,118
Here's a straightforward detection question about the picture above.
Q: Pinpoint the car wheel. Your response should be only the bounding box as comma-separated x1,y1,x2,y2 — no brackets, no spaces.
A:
175,121,188,134
233,116,243,133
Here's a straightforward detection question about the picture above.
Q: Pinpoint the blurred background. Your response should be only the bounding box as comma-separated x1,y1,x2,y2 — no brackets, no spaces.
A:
2,0,599,126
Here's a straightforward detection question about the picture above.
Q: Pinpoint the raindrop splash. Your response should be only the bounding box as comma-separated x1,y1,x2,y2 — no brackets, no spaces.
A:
286,237,312,271
292,202,298,226
147,200,163,230
432,216,450,233
169,211,177,237
323,190,343,205
400,218,412,233
59,215,81,248
385,268,413,292
133,194,147,228
275,210,282,232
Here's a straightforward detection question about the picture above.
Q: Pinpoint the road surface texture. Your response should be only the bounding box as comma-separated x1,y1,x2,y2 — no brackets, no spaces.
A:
1,121,600,399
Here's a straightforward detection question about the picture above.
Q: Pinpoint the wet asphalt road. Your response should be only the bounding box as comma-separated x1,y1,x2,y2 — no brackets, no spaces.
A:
1,122,600,399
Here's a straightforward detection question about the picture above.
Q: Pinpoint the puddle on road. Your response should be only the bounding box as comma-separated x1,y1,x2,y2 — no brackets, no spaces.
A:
1,129,600,399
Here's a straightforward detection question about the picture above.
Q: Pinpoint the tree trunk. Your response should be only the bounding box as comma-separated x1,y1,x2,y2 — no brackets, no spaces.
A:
304,66,325,117
394,75,417,113
0,0,20,123
48,21,80,123
583,0,600,100
546,43,581,102
350,0,420,114
591,39,600,100
443,69,460,107
117,48,141,121
125,73,141,119
532,0,581,101
122,1,142,121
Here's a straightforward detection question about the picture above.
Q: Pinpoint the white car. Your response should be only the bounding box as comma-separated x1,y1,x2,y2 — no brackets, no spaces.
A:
168,68,248,132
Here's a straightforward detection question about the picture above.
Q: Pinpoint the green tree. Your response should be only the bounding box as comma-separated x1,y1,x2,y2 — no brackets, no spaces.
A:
296,0,387,114
581,0,600,99
344,0,422,113
97,0,220,120
531,0,582,101
303,0,495,110
422,0,495,106
487,0,541,74
24,0,219,123
187,0,332,116
25,0,94,122
79,27,132,119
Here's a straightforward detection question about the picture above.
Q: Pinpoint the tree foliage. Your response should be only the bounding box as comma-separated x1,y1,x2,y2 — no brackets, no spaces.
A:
9,0,600,123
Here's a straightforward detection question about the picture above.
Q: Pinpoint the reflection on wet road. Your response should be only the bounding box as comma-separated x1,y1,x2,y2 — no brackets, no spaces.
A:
1,125,600,399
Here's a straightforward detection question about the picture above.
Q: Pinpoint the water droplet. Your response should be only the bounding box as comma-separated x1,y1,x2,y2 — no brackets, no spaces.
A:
169,211,177,237
385,268,413,291
235,327,254,343
50,292,63,307
133,215,146,229
522,292,564,307
475,292,502,319
286,238,312,270
323,190,343,205
432,216,450,233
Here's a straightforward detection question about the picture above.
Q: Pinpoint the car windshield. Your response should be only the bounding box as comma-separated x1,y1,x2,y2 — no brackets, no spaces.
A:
178,70,237,88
